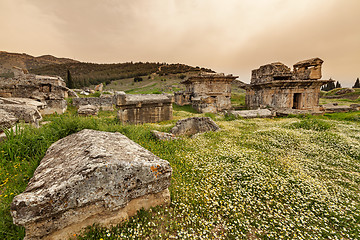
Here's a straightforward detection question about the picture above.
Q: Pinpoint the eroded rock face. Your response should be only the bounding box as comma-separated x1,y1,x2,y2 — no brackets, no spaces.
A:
77,105,99,116
0,109,18,130
151,130,178,141
170,117,219,136
11,129,172,240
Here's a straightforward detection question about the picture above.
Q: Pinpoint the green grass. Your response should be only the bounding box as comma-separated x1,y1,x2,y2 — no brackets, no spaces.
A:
0,107,359,239
231,92,246,108
322,88,360,97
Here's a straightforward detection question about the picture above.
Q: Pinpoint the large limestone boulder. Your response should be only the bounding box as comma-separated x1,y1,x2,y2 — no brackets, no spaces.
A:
170,117,219,136
0,109,18,130
11,129,172,240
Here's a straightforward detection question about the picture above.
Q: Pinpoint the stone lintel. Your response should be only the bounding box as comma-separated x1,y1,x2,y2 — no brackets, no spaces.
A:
248,79,333,89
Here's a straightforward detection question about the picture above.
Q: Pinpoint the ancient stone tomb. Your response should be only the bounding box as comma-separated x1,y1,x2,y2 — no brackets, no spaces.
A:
243,58,333,110
175,73,237,113
115,92,173,124
11,129,172,240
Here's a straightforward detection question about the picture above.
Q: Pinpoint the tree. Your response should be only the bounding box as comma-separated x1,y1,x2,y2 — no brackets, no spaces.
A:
353,78,360,88
322,81,336,91
335,81,342,88
66,70,74,89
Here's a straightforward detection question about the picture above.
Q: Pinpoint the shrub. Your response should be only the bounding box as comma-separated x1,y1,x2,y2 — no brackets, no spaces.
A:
290,118,332,131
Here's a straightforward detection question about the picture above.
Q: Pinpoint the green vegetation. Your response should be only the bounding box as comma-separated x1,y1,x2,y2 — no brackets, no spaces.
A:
29,62,213,89
0,105,359,239
321,88,360,97
231,92,246,109
66,70,74,89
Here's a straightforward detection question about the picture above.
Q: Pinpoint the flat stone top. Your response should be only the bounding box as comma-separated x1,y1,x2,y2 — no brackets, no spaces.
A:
0,97,45,108
26,129,166,193
293,57,323,68
125,94,172,104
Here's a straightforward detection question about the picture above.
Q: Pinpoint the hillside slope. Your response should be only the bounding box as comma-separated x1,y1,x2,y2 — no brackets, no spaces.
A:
0,51,214,88
0,51,79,74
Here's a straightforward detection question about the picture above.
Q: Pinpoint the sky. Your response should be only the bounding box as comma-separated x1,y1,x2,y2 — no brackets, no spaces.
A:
1,0,359,86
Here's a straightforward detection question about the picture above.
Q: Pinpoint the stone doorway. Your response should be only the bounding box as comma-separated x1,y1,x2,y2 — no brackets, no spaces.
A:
292,93,302,109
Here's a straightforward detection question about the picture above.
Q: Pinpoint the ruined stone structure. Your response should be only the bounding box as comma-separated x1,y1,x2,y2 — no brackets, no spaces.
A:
243,58,333,110
115,92,173,124
0,68,74,114
11,129,172,240
175,73,237,113
73,95,114,111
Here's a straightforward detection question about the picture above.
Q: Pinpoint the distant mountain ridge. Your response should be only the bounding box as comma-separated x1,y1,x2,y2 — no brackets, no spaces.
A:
0,51,214,88
0,51,79,74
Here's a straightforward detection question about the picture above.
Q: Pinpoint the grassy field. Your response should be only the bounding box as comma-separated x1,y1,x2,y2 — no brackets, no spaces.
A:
104,73,190,94
0,105,359,239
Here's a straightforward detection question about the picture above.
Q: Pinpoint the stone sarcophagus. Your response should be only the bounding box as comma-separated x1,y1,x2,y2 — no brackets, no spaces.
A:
243,58,333,110
115,92,173,124
174,73,237,113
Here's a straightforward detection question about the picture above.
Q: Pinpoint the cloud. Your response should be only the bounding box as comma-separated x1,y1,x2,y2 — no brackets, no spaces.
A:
0,0,359,86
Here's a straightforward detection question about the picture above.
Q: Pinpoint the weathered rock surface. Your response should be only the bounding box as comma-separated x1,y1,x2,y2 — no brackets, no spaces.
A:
0,109,18,130
77,105,99,116
0,97,46,110
73,96,114,111
0,104,42,125
275,108,324,116
152,130,178,141
170,117,219,136
322,103,352,113
11,129,172,240
228,109,274,119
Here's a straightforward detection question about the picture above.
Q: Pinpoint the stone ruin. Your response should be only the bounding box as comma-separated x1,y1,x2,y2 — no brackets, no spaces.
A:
73,92,173,124
0,67,76,131
175,72,238,113
116,92,173,124
241,58,333,110
11,129,172,239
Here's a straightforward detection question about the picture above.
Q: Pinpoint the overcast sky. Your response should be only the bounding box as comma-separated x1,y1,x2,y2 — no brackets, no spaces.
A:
1,0,359,86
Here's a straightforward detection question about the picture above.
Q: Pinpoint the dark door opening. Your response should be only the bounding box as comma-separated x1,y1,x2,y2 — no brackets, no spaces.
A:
292,93,301,109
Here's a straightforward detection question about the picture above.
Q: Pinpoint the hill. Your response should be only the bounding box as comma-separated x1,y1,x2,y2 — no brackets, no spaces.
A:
0,51,79,76
0,51,214,88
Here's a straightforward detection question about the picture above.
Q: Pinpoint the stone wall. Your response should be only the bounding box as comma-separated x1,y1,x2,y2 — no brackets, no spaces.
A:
175,73,237,113
245,82,323,110
72,96,114,111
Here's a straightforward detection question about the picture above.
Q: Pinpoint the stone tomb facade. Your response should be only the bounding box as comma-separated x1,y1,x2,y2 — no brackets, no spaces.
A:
244,58,333,110
115,92,173,124
175,73,237,113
